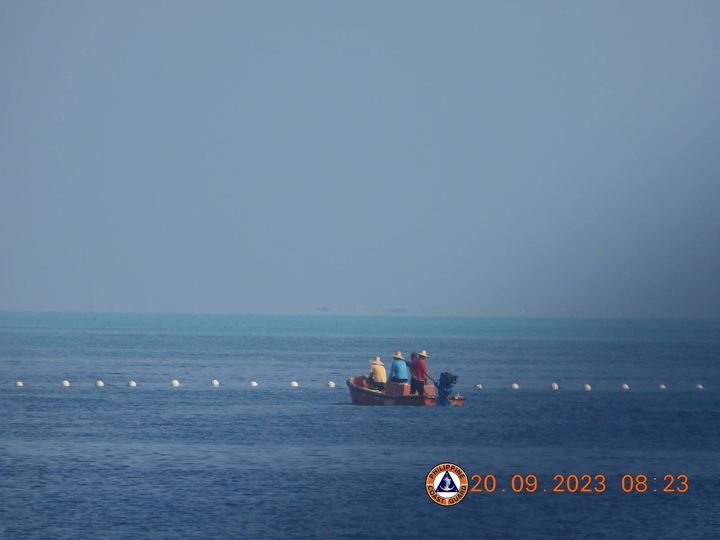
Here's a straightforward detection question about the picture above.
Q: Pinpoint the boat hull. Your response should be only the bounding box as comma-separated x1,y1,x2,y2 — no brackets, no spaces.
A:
346,376,465,406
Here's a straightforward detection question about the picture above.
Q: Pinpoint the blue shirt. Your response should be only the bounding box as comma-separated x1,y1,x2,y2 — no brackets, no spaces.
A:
389,359,410,381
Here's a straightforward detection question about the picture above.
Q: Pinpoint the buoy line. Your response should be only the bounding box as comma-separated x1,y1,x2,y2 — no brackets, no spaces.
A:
8,380,710,391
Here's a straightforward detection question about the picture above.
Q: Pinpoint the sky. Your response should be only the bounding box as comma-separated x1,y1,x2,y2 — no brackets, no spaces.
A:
1,1,719,319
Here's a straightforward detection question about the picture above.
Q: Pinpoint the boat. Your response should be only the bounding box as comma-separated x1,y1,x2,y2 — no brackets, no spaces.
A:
346,375,465,406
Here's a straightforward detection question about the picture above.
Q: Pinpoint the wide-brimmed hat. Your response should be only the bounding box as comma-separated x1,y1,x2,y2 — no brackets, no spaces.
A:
392,351,405,360
370,356,384,365
418,350,430,358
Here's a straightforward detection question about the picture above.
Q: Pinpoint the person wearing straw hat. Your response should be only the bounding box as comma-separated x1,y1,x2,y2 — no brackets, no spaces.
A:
409,350,431,396
367,356,387,391
389,351,410,383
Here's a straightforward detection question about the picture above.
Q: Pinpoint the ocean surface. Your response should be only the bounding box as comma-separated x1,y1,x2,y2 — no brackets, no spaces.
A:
1,312,718,539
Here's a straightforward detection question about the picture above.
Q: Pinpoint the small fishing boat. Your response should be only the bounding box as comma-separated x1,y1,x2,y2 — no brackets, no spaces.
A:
346,374,465,406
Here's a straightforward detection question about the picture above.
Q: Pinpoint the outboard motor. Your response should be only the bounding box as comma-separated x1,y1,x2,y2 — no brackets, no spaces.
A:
435,372,458,406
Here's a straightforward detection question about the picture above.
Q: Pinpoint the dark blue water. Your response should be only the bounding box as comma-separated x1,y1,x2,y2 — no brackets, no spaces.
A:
1,313,718,538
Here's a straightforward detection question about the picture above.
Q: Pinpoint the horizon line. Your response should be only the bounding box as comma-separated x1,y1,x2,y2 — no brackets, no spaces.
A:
0,309,718,324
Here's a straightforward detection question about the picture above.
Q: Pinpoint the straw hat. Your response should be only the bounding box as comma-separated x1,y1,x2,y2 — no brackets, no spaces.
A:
392,351,405,360
418,350,430,358
371,356,384,365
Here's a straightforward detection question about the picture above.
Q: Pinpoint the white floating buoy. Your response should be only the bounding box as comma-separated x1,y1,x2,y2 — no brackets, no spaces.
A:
15,380,24,387
696,384,704,390
550,382,559,391
95,380,105,388
511,383,520,390
170,379,181,388
658,384,667,390
474,383,483,390
60,380,70,388
128,380,137,388
326,381,336,388
211,379,220,388
583,383,592,392
621,383,630,391
290,381,299,388
249,380,258,388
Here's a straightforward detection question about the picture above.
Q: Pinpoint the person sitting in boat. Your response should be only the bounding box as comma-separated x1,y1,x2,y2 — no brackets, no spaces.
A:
409,350,431,396
389,351,409,383
367,356,387,391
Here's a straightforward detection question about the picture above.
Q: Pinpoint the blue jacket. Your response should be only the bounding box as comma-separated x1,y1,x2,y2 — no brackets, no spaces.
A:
389,359,410,381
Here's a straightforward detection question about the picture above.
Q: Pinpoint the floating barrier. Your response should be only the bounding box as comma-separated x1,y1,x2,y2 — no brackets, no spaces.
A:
5,379,711,391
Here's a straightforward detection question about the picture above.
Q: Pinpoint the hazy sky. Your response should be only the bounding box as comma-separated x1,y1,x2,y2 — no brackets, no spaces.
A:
1,1,719,318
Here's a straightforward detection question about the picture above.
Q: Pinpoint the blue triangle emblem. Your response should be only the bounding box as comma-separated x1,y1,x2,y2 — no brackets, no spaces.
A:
436,471,459,493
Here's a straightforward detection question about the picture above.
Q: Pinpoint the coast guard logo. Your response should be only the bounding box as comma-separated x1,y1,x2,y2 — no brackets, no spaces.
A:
425,463,468,506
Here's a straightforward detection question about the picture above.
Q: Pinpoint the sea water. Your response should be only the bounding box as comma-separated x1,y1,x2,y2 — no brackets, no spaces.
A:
0,312,718,538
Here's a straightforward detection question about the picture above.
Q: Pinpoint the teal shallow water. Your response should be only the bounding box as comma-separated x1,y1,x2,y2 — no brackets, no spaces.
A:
1,313,718,538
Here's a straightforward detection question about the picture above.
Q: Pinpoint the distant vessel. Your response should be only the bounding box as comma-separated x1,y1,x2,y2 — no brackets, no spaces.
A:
346,375,464,406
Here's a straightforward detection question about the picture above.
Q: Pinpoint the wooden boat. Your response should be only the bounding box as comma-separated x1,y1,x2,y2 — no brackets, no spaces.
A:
346,375,465,406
